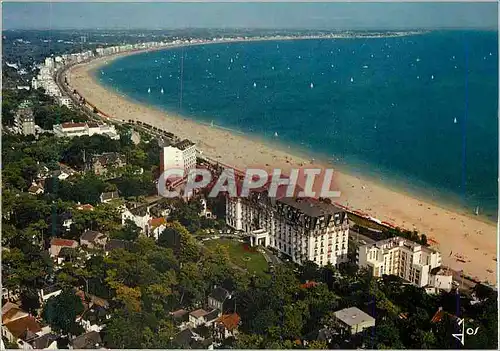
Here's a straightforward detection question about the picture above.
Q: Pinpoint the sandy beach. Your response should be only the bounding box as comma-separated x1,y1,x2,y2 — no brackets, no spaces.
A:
66,50,497,285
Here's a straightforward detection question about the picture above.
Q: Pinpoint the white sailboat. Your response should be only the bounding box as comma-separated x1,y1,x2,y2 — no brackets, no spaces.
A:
253,82,257,88
274,132,278,137
475,206,479,215
310,82,314,89
454,117,457,124
147,87,151,94
431,75,435,80
350,77,354,83
160,88,164,94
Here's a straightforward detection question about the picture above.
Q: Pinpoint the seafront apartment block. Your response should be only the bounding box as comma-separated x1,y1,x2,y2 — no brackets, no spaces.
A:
160,139,197,177
357,237,444,287
226,193,349,267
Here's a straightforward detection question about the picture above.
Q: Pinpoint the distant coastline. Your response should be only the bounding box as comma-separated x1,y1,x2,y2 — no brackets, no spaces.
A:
85,30,429,66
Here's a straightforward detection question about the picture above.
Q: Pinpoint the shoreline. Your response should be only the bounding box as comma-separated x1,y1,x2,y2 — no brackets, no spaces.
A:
66,39,497,284
94,48,496,227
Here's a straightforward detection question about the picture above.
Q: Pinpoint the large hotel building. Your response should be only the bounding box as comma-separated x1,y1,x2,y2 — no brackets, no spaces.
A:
226,188,349,267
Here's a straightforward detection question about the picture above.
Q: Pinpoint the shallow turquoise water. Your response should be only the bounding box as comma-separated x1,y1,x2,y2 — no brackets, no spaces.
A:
97,31,498,219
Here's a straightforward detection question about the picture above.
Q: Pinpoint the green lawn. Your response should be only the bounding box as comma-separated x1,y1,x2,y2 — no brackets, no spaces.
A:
204,239,269,276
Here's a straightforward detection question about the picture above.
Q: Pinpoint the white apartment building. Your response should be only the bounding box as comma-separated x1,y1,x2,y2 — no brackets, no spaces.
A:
58,96,72,108
226,191,349,267
53,122,120,139
53,122,88,137
14,100,35,136
44,57,55,71
160,139,197,177
357,236,446,288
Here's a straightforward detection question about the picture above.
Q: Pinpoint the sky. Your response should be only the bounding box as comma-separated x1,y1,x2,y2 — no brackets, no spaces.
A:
2,1,498,31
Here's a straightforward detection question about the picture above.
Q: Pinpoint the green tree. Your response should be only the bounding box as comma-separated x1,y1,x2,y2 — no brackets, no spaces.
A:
232,333,265,349
158,221,199,264
42,289,84,335
110,219,141,241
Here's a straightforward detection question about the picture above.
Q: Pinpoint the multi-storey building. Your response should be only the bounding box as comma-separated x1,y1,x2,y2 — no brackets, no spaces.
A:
14,100,35,136
357,236,444,287
160,139,197,177
226,189,349,267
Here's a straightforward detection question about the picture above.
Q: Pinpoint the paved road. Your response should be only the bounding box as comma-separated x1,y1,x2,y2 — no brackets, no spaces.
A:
260,247,282,265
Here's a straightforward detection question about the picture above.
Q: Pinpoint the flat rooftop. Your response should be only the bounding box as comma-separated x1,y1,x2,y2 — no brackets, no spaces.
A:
175,139,196,150
374,236,436,254
334,307,375,327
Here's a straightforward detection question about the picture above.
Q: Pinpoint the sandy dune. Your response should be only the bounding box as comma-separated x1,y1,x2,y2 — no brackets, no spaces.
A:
67,52,497,285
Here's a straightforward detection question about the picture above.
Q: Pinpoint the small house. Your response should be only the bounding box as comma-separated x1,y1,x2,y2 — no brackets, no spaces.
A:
27,332,58,350
146,217,167,240
332,307,375,335
80,230,107,249
2,315,42,347
214,313,241,340
28,182,44,195
70,331,102,349
86,152,126,177
189,309,210,328
49,238,78,257
208,287,231,312
104,239,133,255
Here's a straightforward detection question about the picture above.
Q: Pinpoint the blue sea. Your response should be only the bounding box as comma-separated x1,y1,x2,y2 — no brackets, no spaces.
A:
96,31,498,220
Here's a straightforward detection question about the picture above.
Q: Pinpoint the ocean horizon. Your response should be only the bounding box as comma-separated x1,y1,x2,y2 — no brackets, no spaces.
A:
96,30,498,220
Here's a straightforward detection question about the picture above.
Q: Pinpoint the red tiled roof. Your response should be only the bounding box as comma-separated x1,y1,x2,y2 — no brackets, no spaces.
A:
2,307,28,324
76,204,94,211
300,281,320,289
148,217,166,228
431,308,445,323
61,122,87,129
216,313,240,331
4,316,41,339
431,307,458,323
50,238,78,247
